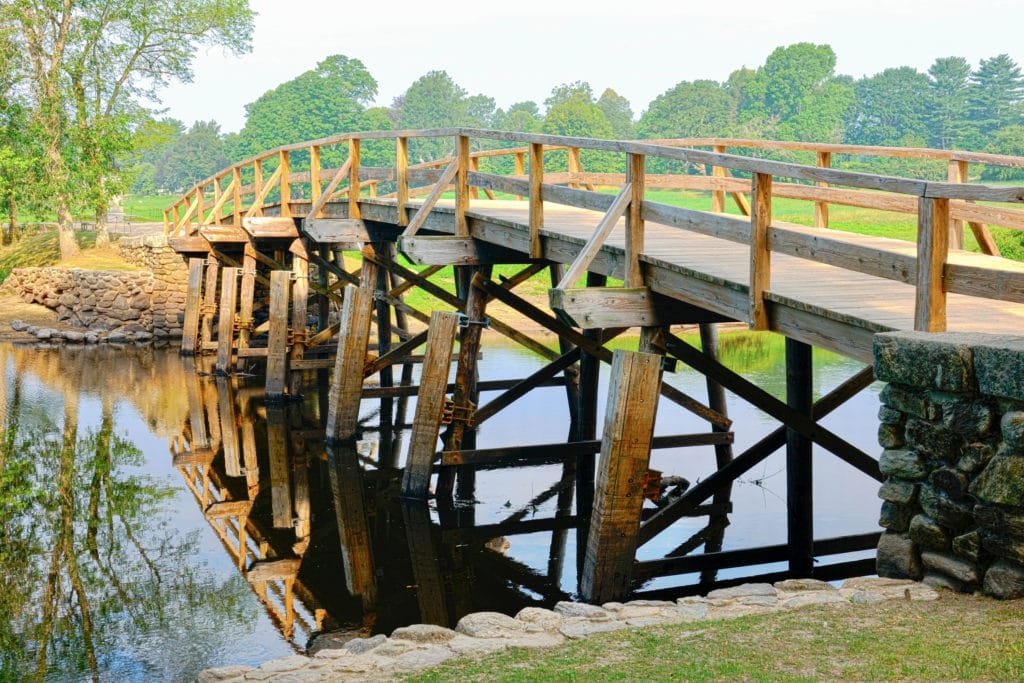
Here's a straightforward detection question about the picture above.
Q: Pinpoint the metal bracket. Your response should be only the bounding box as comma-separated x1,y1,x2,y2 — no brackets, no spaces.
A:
643,468,663,503
458,313,490,329
288,329,308,346
440,398,476,427
234,316,254,333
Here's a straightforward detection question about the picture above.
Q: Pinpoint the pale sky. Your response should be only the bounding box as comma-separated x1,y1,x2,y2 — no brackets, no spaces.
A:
158,0,1024,134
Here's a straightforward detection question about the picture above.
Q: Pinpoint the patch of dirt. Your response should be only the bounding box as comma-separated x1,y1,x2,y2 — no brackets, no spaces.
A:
0,294,60,342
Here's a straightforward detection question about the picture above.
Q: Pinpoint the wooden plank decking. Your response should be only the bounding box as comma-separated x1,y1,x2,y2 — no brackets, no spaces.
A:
360,198,1024,362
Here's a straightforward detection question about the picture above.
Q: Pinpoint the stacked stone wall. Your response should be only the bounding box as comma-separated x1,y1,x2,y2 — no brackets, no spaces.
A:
1,234,188,341
874,331,1024,599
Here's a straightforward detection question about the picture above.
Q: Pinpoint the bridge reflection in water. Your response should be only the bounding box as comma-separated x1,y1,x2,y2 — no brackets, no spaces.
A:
171,339,880,651
173,355,584,649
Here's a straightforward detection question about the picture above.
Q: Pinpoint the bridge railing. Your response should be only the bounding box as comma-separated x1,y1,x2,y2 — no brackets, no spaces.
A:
165,129,1024,333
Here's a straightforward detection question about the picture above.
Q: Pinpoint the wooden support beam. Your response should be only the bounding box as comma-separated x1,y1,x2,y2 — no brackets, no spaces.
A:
401,311,460,499
699,323,734,570
241,216,299,239
473,348,582,426
215,267,239,373
181,258,204,356
625,154,645,288
580,350,663,603
915,196,950,332
440,432,733,469
266,270,291,398
326,286,376,442
947,159,967,249
247,558,301,583
289,239,310,395
201,259,219,352
529,143,544,258
266,405,293,529
279,150,291,217
477,277,731,429
401,501,449,625
786,337,814,577
398,236,480,266
303,218,369,243
749,172,772,330
235,244,257,371
550,287,657,329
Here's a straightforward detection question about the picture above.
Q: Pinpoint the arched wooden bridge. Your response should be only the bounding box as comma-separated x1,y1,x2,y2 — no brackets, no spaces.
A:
165,129,1024,603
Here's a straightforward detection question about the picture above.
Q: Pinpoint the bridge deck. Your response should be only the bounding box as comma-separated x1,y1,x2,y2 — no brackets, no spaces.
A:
361,198,1024,362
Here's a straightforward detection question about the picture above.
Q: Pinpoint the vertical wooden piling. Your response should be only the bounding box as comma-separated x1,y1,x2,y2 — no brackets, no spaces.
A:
266,404,293,529
786,337,814,577
328,444,376,606
325,286,375,442
436,267,491,499
181,258,204,356
575,271,606,579
699,322,734,578
580,349,662,603
289,239,310,395
235,243,257,371
401,311,460,499
266,270,291,398
215,267,239,373
201,258,220,351
216,376,241,477
401,500,448,625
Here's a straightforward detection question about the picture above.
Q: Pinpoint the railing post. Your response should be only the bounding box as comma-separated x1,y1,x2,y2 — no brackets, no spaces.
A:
568,147,582,189
310,145,321,206
749,172,772,330
212,176,222,223
947,159,967,249
529,143,544,258
231,167,242,227
711,145,726,213
279,150,291,218
456,134,470,237
348,138,361,220
396,137,409,227
514,151,526,200
625,153,645,287
196,186,205,233
815,151,831,228
915,196,950,332
253,159,263,217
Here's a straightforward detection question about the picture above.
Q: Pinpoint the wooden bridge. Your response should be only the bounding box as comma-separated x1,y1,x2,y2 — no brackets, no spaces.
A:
164,129,1024,602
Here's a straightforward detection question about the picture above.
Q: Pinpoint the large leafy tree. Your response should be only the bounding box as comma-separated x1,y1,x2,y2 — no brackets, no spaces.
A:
928,56,972,149
1,0,254,259
845,67,932,147
637,79,737,139
740,43,852,142
395,70,496,161
233,54,378,161
541,84,615,172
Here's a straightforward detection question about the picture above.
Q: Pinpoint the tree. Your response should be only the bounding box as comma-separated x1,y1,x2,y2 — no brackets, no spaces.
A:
233,54,377,161
396,71,495,161
545,81,595,110
542,86,615,172
495,101,542,133
0,21,37,244
967,54,1024,147
739,43,851,141
928,56,972,149
124,117,185,195
2,0,255,260
637,80,736,139
596,88,634,139
845,67,931,147
982,125,1024,180
153,121,228,193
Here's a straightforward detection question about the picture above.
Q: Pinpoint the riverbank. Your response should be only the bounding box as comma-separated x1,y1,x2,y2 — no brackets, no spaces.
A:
197,578,1024,682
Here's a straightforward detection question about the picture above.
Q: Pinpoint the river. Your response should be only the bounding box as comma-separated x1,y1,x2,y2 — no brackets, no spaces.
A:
0,333,882,681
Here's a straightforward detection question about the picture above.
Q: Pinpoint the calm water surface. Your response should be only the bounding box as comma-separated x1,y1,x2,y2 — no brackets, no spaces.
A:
0,335,882,681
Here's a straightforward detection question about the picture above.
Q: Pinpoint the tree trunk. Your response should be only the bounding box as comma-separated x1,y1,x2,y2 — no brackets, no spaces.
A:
2,189,15,245
42,119,79,260
94,207,109,248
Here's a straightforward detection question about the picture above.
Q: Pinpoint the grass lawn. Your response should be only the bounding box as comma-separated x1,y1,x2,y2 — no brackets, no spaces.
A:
405,592,1024,682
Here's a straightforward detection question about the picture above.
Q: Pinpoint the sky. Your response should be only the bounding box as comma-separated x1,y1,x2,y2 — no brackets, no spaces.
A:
158,0,1024,134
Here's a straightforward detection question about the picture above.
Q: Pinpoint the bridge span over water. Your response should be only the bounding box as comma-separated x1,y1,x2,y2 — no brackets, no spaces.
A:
163,130,1024,602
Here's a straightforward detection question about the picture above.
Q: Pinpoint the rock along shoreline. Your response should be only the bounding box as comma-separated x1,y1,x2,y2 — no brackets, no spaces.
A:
196,577,940,683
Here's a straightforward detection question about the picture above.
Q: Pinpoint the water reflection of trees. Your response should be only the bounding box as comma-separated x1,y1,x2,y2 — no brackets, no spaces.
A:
0,347,254,682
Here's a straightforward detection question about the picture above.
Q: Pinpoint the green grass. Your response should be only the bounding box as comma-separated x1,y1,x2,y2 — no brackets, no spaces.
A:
0,230,140,284
123,194,175,222
405,593,1024,682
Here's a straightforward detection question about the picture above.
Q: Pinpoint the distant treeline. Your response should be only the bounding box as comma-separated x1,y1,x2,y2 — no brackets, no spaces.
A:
128,44,1024,193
